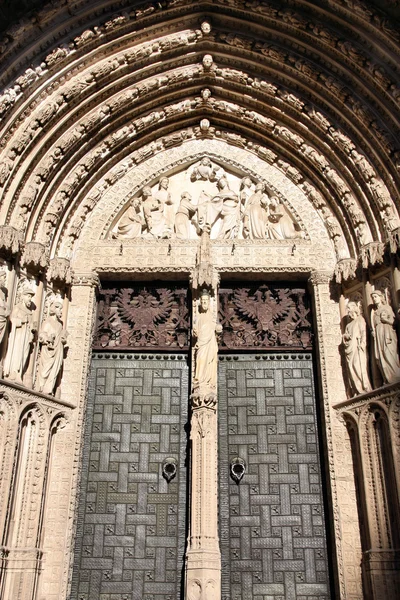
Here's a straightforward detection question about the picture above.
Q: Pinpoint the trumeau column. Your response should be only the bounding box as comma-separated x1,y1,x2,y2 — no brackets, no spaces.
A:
186,231,221,600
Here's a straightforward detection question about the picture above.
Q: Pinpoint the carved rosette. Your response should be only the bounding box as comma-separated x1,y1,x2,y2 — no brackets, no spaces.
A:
0,226,22,259
20,242,49,274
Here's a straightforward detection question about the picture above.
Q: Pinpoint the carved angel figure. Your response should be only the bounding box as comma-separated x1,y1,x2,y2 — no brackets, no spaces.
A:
4,284,37,384
35,301,68,395
371,291,400,384
193,291,222,393
117,288,174,346
342,302,372,395
190,157,219,182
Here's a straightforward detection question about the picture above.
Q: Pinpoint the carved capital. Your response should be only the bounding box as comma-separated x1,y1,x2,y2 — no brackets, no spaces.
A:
334,259,358,283
388,226,400,254
20,241,49,273
190,389,217,410
308,270,332,287
47,257,73,286
72,271,101,288
0,226,22,259
360,242,385,269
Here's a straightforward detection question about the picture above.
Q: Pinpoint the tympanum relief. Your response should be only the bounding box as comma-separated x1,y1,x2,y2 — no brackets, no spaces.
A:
110,158,303,241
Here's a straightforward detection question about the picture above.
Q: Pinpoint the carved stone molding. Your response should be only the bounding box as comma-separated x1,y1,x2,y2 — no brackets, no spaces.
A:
334,258,358,283
308,270,332,287
20,241,49,273
0,226,21,259
0,381,74,413
47,257,73,286
360,241,386,269
72,271,100,288
334,381,400,418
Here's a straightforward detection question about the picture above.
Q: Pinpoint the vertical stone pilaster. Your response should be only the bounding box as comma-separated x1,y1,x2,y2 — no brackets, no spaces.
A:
308,270,361,599
41,271,99,600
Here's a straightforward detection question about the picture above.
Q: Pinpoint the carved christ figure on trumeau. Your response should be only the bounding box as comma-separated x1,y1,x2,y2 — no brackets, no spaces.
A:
192,291,222,393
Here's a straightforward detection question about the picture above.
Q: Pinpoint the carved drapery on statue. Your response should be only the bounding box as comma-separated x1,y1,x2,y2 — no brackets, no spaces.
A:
93,284,190,350
218,284,312,350
109,159,304,241
342,302,372,396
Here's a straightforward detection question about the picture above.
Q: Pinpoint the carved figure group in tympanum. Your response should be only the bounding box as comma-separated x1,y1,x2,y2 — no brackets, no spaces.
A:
111,158,302,241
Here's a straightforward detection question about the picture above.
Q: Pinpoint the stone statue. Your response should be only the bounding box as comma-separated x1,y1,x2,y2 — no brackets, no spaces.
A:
371,290,400,384
4,284,37,384
243,182,269,239
114,196,144,238
216,177,241,239
35,300,68,395
342,302,372,395
155,177,174,229
142,185,171,238
190,157,219,182
0,271,9,347
192,291,222,394
175,192,197,239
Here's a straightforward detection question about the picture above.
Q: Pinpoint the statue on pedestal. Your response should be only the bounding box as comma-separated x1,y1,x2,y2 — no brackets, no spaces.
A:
3,283,37,384
371,290,400,384
192,290,222,398
35,300,68,395
0,272,9,347
342,302,372,395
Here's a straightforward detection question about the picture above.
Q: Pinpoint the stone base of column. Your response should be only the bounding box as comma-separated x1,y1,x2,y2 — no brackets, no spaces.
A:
186,549,221,600
362,549,400,599
0,547,42,599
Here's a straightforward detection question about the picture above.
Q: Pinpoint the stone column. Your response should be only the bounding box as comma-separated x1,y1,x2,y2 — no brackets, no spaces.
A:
185,231,221,599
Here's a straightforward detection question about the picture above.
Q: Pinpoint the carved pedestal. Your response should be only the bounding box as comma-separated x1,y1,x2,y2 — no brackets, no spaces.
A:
186,405,221,600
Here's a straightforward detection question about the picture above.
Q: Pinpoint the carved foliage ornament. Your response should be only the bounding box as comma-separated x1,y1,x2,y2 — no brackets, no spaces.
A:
218,284,312,350
93,284,190,350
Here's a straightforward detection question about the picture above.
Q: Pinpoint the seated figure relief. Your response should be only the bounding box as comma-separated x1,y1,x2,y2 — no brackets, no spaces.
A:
111,159,303,240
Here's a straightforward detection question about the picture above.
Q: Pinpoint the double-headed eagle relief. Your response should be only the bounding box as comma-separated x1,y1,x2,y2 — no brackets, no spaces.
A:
110,158,303,240
94,285,190,350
